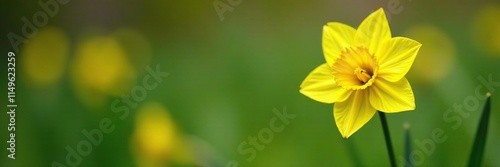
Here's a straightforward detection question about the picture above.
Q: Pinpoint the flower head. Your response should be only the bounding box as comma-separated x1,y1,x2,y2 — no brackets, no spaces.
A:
300,8,421,138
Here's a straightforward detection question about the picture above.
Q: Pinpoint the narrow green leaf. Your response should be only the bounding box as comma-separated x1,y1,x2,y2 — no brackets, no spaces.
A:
404,123,413,167
467,92,492,167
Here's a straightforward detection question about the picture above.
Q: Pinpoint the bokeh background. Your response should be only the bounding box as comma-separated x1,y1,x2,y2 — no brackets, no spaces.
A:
1,0,500,166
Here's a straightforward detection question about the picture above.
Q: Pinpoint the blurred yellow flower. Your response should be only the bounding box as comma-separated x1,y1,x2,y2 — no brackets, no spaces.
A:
71,35,136,107
403,25,455,85
300,8,421,138
471,4,500,56
21,27,69,87
131,102,193,167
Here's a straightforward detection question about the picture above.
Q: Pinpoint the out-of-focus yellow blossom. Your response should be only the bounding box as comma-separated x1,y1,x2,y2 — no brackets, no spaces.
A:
471,4,500,56
131,102,194,167
71,35,136,107
300,8,421,138
403,25,455,85
21,27,69,87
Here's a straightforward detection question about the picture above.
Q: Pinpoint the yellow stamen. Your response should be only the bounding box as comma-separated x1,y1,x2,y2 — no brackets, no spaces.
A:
355,67,372,83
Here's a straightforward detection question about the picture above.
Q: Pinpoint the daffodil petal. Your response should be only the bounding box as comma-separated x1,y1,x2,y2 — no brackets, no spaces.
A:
323,22,357,67
334,90,376,138
377,37,421,82
369,77,415,112
355,8,391,55
300,63,352,103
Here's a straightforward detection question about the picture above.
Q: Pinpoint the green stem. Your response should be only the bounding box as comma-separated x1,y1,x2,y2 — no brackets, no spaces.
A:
379,111,396,167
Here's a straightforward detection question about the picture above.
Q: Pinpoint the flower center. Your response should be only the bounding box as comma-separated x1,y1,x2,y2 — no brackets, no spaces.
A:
354,67,372,83
332,46,379,90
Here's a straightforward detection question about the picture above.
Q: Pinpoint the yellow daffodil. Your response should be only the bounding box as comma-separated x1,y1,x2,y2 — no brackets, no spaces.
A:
300,8,421,138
